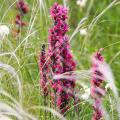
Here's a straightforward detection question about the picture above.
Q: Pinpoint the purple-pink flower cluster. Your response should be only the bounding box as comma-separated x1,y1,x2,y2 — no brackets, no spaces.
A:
15,0,29,27
62,37,76,97
38,3,107,117
45,3,76,113
16,0,29,14
39,45,49,96
91,49,105,120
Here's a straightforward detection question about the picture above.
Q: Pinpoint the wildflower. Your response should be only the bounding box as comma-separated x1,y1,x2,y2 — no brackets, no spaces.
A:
48,3,76,113
92,99,103,120
14,0,29,33
76,0,87,8
50,3,68,21
16,0,29,14
15,14,27,26
49,3,67,112
0,25,10,40
90,49,105,120
39,44,49,96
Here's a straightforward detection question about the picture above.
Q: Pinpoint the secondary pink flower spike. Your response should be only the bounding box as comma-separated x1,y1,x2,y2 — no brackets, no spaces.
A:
91,48,105,120
15,0,29,27
39,44,49,96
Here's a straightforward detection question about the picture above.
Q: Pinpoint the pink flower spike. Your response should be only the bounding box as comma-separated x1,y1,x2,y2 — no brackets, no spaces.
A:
47,3,77,113
39,44,49,96
90,49,106,120
16,0,29,14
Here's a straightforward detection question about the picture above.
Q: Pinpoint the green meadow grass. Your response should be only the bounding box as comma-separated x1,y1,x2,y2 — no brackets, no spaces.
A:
0,0,120,119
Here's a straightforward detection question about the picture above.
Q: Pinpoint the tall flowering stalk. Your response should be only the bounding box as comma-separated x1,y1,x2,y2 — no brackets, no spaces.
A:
47,3,76,113
14,0,29,35
39,44,49,97
39,44,49,120
90,49,105,120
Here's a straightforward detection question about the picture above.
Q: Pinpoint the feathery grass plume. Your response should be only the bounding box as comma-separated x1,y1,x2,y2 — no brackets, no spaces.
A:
39,44,49,96
0,25,10,40
76,0,88,8
48,3,76,113
90,49,105,120
79,28,87,36
14,0,29,35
